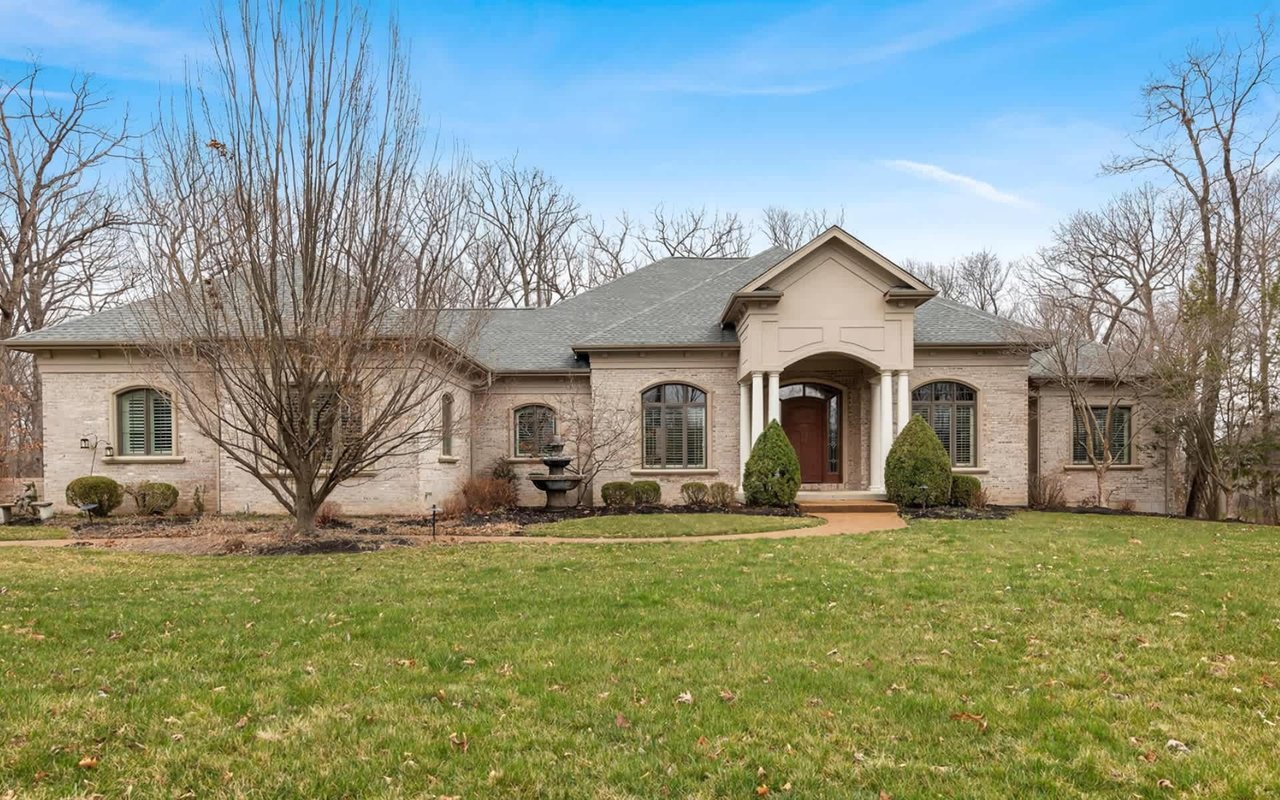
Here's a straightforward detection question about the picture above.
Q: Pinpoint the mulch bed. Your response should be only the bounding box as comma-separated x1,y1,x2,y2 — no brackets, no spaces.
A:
902,505,1017,521
455,503,804,529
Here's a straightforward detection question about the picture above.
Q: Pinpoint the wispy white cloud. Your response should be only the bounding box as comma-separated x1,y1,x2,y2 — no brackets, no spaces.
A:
881,159,1033,207
605,0,1034,96
0,0,204,79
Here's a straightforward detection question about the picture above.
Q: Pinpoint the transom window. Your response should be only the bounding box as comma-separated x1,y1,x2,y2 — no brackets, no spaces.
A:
116,388,174,456
779,383,840,476
1073,405,1132,465
642,383,707,469
514,404,556,457
911,381,976,467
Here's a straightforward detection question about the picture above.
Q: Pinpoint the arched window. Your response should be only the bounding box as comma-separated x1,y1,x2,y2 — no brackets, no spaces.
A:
513,404,555,457
116,388,174,456
441,393,454,457
910,381,976,467
642,383,707,469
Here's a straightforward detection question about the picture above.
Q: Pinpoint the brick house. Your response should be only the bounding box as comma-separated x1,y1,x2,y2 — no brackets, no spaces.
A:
3,228,1175,513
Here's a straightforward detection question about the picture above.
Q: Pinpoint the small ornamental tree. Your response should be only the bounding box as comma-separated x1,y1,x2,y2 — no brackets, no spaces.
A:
885,416,952,507
743,421,801,507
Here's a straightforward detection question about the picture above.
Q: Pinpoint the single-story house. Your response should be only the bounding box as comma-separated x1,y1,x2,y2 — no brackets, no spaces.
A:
3,228,1175,513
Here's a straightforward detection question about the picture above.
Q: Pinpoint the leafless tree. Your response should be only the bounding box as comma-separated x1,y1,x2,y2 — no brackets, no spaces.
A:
577,213,639,288
549,385,640,504
1107,20,1280,517
472,157,582,307
132,0,485,535
907,250,1013,316
0,64,134,479
638,205,751,260
1034,185,1192,342
760,206,846,249
1027,294,1165,506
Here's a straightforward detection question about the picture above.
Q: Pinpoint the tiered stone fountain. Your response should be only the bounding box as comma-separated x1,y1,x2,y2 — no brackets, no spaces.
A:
528,437,584,509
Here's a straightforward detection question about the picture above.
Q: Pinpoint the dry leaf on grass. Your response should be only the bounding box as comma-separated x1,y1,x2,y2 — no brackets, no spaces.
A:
449,732,469,753
614,713,630,729
675,691,693,705
719,689,737,703
949,712,988,732
77,755,99,769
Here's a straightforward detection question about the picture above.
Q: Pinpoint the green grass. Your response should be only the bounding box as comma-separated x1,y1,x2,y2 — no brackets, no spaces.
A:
524,512,822,538
2,512,1279,798
0,526,68,542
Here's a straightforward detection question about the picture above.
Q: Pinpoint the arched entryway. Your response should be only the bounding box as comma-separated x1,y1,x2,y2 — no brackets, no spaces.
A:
780,383,841,484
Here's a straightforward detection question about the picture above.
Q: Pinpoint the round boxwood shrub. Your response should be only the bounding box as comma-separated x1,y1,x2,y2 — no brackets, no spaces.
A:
707,481,734,507
127,481,180,515
885,416,952,507
601,481,635,508
680,481,709,506
632,480,661,505
65,476,124,517
743,420,801,507
950,474,982,508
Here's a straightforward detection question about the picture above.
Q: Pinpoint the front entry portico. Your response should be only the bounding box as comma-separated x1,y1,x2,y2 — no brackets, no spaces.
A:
780,383,840,484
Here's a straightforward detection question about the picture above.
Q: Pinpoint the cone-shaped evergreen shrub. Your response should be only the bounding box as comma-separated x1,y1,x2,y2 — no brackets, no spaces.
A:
743,420,801,507
884,416,952,507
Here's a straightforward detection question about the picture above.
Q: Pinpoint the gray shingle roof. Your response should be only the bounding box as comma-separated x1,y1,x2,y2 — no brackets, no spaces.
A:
4,247,1028,371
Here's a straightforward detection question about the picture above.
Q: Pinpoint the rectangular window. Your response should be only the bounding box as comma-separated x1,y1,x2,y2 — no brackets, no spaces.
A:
286,385,361,463
1073,405,1131,465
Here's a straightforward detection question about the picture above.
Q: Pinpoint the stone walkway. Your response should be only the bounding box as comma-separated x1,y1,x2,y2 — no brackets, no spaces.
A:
0,512,905,550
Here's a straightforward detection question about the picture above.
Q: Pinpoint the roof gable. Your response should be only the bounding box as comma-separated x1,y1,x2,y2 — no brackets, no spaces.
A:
739,226,933,296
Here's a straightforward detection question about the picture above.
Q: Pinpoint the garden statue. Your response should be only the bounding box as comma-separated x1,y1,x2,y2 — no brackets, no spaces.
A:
13,482,37,517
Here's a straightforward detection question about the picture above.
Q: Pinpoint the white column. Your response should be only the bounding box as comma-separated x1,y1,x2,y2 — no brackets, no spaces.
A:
750,371,764,447
739,381,751,481
767,371,781,425
895,370,911,438
876,370,893,491
868,375,884,491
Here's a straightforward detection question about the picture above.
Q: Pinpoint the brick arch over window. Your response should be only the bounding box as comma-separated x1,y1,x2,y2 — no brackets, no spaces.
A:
641,382,707,469
115,387,175,456
910,380,976,467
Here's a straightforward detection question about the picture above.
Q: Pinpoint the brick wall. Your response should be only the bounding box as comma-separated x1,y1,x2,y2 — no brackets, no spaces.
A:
1033,385,1173,513
911,352,1030,505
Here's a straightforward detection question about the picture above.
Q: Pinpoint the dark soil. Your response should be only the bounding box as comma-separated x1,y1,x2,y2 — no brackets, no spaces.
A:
242,535,416,555
457,503,803,528
902,505,1016,521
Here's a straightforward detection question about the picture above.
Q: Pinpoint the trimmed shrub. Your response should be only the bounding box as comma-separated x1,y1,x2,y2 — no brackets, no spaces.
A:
885,416,952,507
680,481,709,506
632,480,661,505
444,476,518,516
601,481,635,508
191,484,206,516
742,421,802,507
127,481,180,515
707,481,735,507
65,476,124,517
950,474,982,509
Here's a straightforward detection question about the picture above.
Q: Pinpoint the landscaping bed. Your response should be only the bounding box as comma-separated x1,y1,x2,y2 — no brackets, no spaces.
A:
524,512,822,538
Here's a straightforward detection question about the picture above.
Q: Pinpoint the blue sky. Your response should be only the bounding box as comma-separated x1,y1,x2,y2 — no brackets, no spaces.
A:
0,0,1271,263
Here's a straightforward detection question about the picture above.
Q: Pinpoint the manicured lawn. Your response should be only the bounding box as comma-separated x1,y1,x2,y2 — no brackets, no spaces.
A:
2,512,1279,798
524,511,822,538
0,526,68,542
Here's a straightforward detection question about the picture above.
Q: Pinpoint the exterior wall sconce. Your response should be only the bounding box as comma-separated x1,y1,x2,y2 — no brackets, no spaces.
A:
80,436,90,449
104,444,115,458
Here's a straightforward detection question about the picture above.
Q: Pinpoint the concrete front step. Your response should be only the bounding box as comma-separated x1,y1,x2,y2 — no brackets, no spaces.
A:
798,499,899,514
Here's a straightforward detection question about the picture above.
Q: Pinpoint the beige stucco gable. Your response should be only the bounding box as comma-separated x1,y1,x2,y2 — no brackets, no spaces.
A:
728,229,934,380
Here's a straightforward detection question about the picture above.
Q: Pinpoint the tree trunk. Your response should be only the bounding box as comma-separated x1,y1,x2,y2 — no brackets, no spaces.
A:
293,491,318,537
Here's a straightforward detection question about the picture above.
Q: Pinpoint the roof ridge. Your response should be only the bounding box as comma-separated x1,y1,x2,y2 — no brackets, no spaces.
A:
576,250,774,345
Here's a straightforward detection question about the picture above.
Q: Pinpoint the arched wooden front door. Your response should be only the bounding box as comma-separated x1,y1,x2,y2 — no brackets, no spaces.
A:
780,383,841,484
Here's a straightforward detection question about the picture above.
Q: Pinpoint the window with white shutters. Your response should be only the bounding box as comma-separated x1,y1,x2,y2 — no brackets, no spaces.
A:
116,388,174,456
909,381,976,467
513,405,556,457
641,384,707,469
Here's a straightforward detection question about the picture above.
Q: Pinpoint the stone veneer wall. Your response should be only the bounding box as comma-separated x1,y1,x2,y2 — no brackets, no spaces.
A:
1033,384,1173,513
911,350,1030,506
